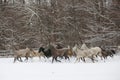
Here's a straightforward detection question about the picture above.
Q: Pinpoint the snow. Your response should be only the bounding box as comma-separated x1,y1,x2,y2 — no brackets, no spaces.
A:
0,54,120,80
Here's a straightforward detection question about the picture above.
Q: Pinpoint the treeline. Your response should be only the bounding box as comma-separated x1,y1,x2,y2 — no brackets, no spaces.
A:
0,0,120,50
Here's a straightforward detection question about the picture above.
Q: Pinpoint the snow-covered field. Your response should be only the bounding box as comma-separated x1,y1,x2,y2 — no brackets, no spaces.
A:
0,53,120,80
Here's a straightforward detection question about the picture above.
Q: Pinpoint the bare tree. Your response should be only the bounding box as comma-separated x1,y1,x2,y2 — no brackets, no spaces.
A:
0,0,120,50
0,0,2,4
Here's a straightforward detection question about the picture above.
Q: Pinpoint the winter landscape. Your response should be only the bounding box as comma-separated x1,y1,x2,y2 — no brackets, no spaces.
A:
0,52,120,80
0,0,120,80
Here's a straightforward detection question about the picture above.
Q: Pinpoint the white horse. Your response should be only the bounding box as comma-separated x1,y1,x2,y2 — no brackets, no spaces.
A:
90,47,102,59
80,43,102,59
73,44,102,63
13,47,32,62
74,47,95,63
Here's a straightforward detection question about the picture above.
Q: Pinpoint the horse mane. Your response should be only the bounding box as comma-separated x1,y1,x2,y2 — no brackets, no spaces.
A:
38,46,52,58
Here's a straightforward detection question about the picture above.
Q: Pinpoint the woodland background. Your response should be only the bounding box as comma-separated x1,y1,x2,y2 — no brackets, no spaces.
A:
0,0,120,50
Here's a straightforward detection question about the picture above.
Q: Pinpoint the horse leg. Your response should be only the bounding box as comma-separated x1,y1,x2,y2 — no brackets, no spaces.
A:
96,55,98,58
93,55,98,62
17,56,22,62
16,56,19,61
65,56,70,61
39,56,41,60
55,57,57,62
78,57,80,62
83,57,86,62
38,55,41,61
90,57,95,63
105,56,107,59
43,56,47,62
42,54,46,59
67,56,70,61
75,57,79,63
100,56,103,60
52,57,55,63
15,56,22,62
80,57,83,61
13,57,17,63
55,57,61,62
24,56,29,62
19,57,23,62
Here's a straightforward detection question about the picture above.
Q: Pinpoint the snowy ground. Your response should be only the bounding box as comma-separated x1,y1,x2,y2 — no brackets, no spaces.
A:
0,53,120,80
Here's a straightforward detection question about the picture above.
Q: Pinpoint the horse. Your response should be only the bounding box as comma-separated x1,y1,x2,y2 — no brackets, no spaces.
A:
38,46,52,58
49,44,70,63
80,44,102,60
74,47,95,63
13,47,32,63
64,46,75,59
56,45,74,60
101,49,116,59
74,44,102,63
90,47,102,59
72,43,89,56
30,49,46,60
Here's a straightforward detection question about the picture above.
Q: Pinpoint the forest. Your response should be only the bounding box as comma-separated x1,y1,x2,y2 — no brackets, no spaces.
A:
0,0,120,50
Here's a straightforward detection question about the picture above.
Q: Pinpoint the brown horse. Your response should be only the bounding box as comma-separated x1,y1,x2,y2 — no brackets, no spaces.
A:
56,45,74,60
64,46,75,60
49,44,69,63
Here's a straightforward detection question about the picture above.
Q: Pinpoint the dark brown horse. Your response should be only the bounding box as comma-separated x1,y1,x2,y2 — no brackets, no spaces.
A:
49,44,69,63
101,49,116,59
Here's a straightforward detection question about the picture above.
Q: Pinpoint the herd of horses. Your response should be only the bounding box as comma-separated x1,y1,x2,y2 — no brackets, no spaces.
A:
13,43,117,63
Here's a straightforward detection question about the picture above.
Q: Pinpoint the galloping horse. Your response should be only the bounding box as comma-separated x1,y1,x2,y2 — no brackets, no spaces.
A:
38,46,52,58
49,44,70,63
56,45,74,60
13,47,32,62
73,44,102,63
74,46,95,63
64,46,75,59
30,49,46,60
101,48,116,59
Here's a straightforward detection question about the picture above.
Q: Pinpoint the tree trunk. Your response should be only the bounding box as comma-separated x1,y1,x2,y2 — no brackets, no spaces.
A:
4,0,7,3
0,0,2,4
36,0,41,4
13,0,15,4
21,0,25,4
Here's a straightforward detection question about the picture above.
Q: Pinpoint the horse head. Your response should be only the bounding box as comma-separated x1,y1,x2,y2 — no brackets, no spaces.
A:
38,47,45,53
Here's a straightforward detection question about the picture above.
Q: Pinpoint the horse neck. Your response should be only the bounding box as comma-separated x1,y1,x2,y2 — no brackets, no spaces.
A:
42,49,46,53
41,48,49,55
39,47,44,52
38,48,41,53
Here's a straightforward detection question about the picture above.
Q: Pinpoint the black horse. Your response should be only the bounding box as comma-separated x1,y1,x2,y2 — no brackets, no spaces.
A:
38,46,52,58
